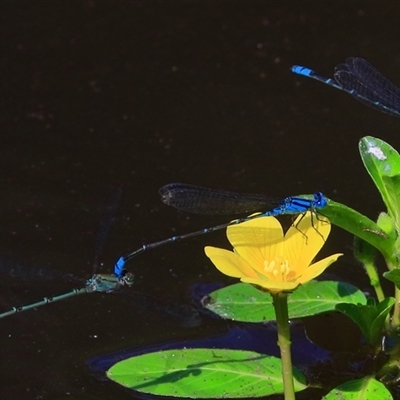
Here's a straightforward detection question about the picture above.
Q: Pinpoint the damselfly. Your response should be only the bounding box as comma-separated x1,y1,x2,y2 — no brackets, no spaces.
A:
292,57,400,118
0,267,133,319
114,183,327,277
0,187,134,319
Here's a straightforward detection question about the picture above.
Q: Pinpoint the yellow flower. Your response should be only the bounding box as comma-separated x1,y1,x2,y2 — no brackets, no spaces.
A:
205,212,342,293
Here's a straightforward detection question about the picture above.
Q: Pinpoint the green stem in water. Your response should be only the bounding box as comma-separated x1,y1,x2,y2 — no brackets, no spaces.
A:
392,286,400,328
376,340,400,385
363,260,385,302
386,259,400,329
353,236,385,302
272,292,295,400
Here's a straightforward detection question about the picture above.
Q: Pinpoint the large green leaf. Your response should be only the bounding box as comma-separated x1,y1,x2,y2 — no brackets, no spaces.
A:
204,281,366,323
323,376,393,400
359,136,400,226
318,198,396,260
107,348,307,398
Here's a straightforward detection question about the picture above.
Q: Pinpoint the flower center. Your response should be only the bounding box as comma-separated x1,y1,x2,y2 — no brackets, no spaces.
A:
263,256,291,281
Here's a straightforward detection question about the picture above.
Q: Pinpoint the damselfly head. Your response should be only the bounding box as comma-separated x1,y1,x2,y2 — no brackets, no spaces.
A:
120,272,134,287
314,192,327,208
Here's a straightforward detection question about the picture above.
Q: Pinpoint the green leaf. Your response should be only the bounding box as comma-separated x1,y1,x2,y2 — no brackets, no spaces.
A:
323,376,393,400
359,136,400,226
204,281,366,323
336,297,395,347
107,348,307,398
318,198,396,261
383,269,400,290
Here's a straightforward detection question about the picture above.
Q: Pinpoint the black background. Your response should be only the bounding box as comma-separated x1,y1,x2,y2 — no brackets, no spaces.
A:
1,2,400,399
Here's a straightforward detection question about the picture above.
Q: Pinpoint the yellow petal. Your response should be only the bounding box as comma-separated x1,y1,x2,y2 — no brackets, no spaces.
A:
284,212,331,276
226,216,284,275
241,276,300,293
296,253,343,283
204,246,259,278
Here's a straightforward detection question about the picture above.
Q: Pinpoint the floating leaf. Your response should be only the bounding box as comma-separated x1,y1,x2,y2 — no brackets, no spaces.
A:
107,348,307,398
323,376,393,400
204,281,366,323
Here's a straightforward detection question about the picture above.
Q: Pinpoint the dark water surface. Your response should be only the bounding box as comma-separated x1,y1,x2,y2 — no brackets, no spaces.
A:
1,2,400,399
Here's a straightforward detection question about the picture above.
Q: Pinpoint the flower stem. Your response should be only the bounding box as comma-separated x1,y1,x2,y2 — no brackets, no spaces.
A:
272,292,295,400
